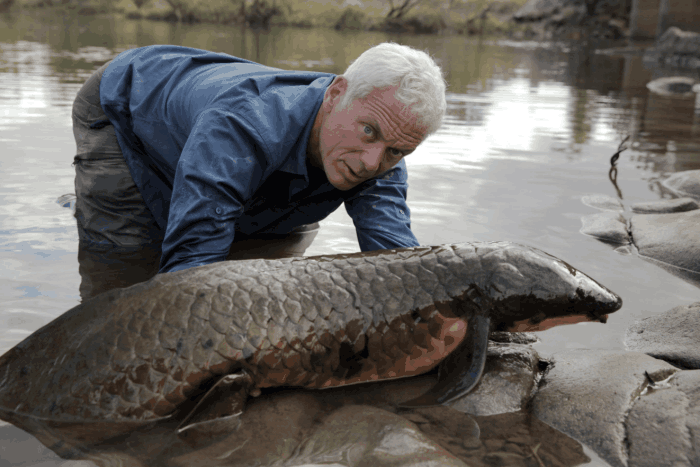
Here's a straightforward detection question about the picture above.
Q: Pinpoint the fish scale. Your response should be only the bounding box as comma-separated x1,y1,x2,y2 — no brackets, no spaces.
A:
0,242,622,439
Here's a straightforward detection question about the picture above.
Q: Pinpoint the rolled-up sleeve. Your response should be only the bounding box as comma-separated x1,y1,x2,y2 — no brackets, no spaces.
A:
344,159,419,251
160,108,267,273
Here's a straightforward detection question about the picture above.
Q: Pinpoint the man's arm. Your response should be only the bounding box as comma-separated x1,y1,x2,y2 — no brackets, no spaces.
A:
344,159,419,251
159,108,268,273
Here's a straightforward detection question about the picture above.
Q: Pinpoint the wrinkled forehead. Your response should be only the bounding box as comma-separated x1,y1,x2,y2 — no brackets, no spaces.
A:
362,86,428,145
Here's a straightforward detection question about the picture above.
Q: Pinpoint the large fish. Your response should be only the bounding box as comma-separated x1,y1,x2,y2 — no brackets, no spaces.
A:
0,242,621,454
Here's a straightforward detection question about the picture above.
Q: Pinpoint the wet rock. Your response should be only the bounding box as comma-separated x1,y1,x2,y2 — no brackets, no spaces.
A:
581,194,624,212
596,45,647,56
449,343,540,416
339,342,542,419
625,301,700,369
644,27,700,69
654,27,700,55
612,245,634,256
550,5,582,25
579,174,700,287
607,18,627,37
630,209,700,273
661,169,700,200
631,197,699,214
580,211,630,244
625,370,700,467
531,349,678,467
512,0,577,21
489,331,539,345
513,0,628,38
646,76,697,98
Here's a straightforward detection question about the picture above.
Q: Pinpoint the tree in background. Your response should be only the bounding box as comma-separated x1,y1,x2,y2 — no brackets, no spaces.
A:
162,0,194,21
245,0,281,27
384,0,425,20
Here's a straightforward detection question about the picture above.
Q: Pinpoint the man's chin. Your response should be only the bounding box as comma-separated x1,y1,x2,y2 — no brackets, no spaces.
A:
327,171,360,191
329,179,355,191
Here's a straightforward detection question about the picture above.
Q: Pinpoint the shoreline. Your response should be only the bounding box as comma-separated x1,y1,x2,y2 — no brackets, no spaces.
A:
1,0,550,40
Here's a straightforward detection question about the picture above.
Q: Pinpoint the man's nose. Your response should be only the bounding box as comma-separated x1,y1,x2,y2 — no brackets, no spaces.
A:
360,145,383,174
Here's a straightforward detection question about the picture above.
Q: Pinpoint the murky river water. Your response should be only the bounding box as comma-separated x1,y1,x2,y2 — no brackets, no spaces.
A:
1,8,700,467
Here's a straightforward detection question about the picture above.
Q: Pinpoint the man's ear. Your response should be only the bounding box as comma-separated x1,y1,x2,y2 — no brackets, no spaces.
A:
323,76,348,110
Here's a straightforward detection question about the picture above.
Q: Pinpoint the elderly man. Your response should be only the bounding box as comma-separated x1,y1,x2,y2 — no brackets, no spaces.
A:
72,43,446,299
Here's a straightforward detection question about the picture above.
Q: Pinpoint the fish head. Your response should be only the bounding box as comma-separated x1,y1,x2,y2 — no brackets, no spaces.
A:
467,242,622,332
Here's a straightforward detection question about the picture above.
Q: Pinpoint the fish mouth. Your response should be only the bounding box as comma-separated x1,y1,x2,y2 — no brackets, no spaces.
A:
574,279,624,324
505,312,610,332
492,281,623,333
470,242,623,333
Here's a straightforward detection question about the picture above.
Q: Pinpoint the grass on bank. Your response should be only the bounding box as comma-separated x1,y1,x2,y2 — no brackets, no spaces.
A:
10,0,533,36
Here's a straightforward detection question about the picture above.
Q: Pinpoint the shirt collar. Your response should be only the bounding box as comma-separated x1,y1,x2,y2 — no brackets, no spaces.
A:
276,75,334,197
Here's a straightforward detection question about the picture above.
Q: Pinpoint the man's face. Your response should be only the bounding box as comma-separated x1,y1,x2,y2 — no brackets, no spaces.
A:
312,78,427,191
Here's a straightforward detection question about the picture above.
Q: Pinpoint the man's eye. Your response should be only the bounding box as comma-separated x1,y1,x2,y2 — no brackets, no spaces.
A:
389,148,403,158
363,125,374,136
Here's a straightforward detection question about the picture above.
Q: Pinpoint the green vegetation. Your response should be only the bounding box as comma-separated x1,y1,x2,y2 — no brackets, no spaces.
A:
8,0,533,36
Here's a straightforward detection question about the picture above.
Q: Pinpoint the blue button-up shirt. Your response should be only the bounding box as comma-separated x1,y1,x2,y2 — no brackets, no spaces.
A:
100,45,419,273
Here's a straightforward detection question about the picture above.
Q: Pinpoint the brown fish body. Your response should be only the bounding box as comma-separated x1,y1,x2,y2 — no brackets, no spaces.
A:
0,242,622,435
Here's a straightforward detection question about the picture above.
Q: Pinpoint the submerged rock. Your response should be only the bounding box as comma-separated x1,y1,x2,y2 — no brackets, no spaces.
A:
625,301,700,370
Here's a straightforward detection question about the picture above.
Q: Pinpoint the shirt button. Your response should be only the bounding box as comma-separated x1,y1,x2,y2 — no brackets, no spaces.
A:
215,207,222,215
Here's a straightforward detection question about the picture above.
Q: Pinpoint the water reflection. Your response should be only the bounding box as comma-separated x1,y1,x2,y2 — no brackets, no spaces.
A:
1,11,700,467
0,390,593,467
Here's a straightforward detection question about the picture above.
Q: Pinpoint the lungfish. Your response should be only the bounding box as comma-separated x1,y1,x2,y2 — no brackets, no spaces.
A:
0,242,621,448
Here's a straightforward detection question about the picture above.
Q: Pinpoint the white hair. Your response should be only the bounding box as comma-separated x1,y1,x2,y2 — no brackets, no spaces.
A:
338,42,446,136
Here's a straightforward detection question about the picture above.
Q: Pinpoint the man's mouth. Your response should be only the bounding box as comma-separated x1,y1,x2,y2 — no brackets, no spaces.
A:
342,161,361,182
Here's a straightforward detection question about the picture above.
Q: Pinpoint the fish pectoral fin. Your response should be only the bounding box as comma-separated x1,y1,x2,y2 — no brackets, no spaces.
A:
398,313,491,408
177,370,253,437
